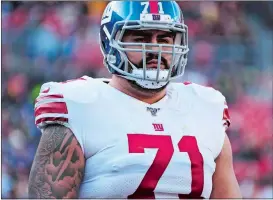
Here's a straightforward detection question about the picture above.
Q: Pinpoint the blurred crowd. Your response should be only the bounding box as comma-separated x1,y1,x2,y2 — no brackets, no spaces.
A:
1,1,272,198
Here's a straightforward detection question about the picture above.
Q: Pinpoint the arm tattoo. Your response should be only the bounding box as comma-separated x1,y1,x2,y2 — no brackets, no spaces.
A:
28,125,85,199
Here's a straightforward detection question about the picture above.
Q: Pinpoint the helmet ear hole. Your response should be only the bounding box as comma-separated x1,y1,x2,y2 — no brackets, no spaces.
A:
108,49,124,70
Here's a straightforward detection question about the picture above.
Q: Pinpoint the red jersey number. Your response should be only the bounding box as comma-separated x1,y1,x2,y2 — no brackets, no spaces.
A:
127,134,204,199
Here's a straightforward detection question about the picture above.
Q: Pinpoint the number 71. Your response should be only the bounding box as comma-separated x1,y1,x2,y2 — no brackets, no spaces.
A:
141,2,164,14
127,134,204,199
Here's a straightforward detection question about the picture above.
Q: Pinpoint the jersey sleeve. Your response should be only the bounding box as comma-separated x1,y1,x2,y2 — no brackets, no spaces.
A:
183,82,231,158
34,82,69,128
206,88,231,158
202,86,231,158
189,82,231,131
34,81,85,154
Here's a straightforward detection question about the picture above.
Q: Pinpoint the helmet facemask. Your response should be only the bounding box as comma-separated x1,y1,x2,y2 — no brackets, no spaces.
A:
103,17,189,89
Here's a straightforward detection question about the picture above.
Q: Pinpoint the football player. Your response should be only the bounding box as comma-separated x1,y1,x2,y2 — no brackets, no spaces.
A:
28,1,242,198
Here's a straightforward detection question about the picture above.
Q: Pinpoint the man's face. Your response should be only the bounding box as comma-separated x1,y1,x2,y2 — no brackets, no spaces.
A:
121,30,175,70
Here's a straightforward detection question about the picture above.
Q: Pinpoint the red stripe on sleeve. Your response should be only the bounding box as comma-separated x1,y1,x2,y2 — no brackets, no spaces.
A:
223,108,231,127
149,1,158,14
41,88,50,93
35,117,68,125
223,108,230,121
35,94,64,104
35,102,68,117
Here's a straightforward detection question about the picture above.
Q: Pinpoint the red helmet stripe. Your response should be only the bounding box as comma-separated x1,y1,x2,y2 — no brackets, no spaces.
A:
149,1,158,14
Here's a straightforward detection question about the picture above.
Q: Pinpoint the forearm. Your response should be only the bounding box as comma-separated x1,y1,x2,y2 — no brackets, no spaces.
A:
28,125,85,198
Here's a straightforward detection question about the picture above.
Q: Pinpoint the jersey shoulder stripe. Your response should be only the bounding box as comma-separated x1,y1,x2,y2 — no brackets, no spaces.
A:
34,83,69,129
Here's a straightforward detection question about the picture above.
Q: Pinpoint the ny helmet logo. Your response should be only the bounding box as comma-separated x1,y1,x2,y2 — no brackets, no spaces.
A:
147,107,160,116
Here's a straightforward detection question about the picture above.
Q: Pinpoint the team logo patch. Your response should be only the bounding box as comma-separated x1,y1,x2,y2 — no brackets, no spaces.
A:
153,123,164,131
152,14,161,20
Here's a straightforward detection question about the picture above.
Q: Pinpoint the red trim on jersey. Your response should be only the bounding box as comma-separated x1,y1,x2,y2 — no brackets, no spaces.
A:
35,102,68,117
35,94,64,104
183,81,192,85
223,108,230,121
223,108,231,127
41,87,50,93
149,1,158,14
35,117,68,125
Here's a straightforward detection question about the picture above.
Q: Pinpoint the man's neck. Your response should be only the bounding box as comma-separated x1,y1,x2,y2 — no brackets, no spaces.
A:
109,75,167,105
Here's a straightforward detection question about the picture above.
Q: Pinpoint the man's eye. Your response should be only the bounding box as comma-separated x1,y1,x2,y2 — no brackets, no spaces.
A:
134,38,145,43
158,38,171,44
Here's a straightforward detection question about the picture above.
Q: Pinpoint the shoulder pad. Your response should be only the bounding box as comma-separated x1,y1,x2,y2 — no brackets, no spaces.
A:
172,82,230,130
34,76,95,129
172,82,226,103
187,82,230,130
187,83,226,104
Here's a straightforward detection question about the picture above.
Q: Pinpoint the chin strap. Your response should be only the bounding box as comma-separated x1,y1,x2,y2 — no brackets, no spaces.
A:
119,69,169,89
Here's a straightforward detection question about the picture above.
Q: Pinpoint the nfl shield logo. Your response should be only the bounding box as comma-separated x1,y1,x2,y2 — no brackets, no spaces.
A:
147,107,160,116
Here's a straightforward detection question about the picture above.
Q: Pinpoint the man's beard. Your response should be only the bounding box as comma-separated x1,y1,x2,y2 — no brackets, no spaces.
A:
126,53,170,93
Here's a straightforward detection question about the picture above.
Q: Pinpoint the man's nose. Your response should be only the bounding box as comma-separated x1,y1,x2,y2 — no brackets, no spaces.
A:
147,36,160,52
151,36,158,44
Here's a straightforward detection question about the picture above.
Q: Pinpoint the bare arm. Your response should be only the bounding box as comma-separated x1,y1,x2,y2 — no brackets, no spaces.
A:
28,125,85,198
210,134,242,198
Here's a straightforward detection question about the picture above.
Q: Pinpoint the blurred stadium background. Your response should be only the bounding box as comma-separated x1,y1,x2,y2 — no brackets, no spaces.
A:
1,1,272,198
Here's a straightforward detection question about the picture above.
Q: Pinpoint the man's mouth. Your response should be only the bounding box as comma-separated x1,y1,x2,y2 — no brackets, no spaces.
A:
146,59,165,69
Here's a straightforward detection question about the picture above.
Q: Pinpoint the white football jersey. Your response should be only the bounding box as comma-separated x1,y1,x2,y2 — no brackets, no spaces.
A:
34,76,230,199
